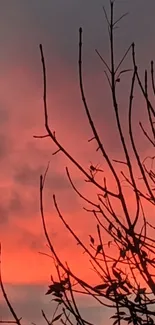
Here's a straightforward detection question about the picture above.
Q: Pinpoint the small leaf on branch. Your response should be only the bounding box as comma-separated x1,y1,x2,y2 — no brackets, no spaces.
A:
117,229,122,239
138,287,146,294
89,235,95,245
52,313,63,323
113,320,121,325
61,278,69,286
110,315,119,319
52,298,62,304
119,284,130,294
134,293,141,303
141,250,147,258
116,78,120,83
45,282,65,295
120,248,126,258
126,280,133,289
118,312,126,316
53,292,63,298
112,269,121,281
94,283,109,291
123,317,131,321
106,283,117,297
104,192,107,198
95,244,102,257
108,241,112,248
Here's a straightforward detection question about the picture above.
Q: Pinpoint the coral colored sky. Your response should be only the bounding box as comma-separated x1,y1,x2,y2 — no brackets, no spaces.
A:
0,0,155,324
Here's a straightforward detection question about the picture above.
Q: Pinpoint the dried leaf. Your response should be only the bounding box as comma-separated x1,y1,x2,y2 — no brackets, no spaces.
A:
123,317,131,321
134,293,140,303
94,283,109,291
108,223,113,231
126,280,133,289
119,284,130,294
53,292,63,298
51,282,64,293
52,298,62,304
112,269,121,281
89,235,95,245
52,313,63,323
141,250,147,258
113,319,120,325
95,244,102,257
120,248,126,258
108,241,112,248
138,287,146,294
117,229,122,239
110,315,118,319
46,287,54,295
117,293,125,301
61,278,69,286
112,261,118,269
106,286,113,297
118,312,126,316
106,283,117,297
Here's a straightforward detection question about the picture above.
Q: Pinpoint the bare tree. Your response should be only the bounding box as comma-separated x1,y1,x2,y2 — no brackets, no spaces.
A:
35,1,155,325
1,1,155,325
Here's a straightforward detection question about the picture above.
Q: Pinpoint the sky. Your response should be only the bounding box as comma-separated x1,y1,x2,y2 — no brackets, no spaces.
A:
0,0,155,324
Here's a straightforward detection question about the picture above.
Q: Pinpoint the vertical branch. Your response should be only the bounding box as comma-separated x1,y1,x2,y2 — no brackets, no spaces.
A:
79,26,132,229
109,2,139,230
151,60,155,95
144,70,155,142
0,245,22,325
130,44,155,202
39,45,117,198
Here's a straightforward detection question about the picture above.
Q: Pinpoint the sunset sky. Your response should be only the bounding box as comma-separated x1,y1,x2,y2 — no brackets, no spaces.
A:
0,0,155,324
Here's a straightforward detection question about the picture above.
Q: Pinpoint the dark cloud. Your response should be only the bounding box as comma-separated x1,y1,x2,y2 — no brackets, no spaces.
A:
0,105,9,125
13,164,70,191
13,164,43,187
9,191,23,214
0,204,9,224
0,283,48,324
0,187,38,223
12,163,81,216
1,0,154,77
17,228,46,252
0,188,20,224
0,134,12,160
0,283,110,325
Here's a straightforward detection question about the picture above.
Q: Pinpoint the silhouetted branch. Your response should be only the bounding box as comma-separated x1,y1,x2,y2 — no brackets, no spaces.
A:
0,245,22,325
38,1,155,325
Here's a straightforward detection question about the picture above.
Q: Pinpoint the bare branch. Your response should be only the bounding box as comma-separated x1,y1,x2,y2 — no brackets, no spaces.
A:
0,245,22,325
